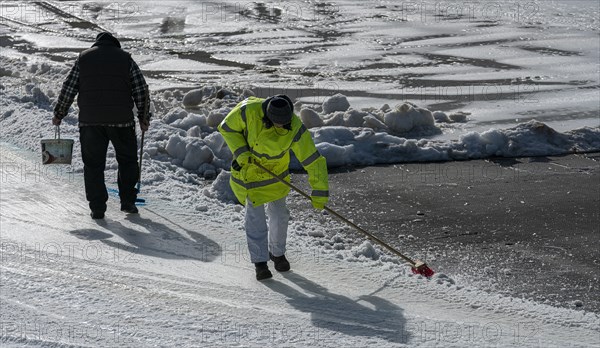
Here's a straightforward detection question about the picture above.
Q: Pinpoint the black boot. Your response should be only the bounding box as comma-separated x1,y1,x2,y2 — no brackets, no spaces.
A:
120,202,138,214
90,210,105,219
255,262,273,281
269,253,290,272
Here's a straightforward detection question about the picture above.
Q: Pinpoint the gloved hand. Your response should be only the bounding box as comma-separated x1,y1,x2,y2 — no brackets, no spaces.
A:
232,152,253,171
236,152,253,166
311,195,328,210
52,116,62,126
139,118,150,132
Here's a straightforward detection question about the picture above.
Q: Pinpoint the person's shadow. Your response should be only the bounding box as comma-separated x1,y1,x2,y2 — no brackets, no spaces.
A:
264,272,410,345
70,213,221,263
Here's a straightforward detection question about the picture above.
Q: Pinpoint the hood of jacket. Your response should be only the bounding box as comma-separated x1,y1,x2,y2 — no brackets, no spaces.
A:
92,32,121,48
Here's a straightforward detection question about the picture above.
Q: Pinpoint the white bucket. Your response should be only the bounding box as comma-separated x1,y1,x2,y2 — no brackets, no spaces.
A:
41,126,74,165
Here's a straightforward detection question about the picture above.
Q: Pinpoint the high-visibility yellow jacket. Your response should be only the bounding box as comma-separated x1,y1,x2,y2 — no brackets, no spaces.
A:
218,97,328,207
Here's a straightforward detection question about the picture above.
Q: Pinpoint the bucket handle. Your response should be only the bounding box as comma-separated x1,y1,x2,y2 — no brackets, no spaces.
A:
55,125,61,140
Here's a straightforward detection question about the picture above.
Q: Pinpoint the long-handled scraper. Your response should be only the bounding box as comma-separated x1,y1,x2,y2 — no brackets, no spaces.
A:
254,161,435,277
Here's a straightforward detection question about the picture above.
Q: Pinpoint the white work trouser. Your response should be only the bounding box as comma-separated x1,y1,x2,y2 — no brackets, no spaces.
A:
245,197,289,263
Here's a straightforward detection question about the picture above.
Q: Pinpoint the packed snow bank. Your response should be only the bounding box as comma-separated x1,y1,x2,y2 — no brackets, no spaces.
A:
1,52,599,182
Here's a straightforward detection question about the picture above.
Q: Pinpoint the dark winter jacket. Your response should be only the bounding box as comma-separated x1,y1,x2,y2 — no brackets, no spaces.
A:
76,33,134,124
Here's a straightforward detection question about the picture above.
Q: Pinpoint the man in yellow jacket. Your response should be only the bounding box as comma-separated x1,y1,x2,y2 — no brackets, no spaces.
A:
218,94,328,280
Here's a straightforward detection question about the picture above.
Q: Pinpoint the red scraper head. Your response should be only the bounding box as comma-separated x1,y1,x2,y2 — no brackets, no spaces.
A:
411,260,435,278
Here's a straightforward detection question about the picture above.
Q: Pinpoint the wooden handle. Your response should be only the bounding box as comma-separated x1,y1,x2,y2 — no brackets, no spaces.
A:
253,161,417,266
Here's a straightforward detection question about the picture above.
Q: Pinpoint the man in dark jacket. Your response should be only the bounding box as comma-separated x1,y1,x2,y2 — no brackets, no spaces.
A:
52,32,150,219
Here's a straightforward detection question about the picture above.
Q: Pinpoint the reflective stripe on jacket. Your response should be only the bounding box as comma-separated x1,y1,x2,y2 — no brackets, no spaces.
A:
218,97,328,206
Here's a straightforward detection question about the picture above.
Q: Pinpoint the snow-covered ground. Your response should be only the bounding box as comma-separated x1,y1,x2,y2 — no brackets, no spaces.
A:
1,0,599,347
2,143,599,347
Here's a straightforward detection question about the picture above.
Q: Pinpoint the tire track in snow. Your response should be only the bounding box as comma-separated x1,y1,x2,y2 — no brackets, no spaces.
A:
2,239,396,347
33,1,109,32
0,1,108,41
1,245,232,345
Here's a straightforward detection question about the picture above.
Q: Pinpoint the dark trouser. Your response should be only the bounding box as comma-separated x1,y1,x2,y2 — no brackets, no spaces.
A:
79,126,138,212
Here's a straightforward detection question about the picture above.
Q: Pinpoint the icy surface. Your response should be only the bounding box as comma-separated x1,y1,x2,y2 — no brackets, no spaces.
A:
1,143,599,347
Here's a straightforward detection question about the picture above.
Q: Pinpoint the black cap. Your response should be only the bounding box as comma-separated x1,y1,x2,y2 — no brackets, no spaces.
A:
94,32,121,48
266,96,293,125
